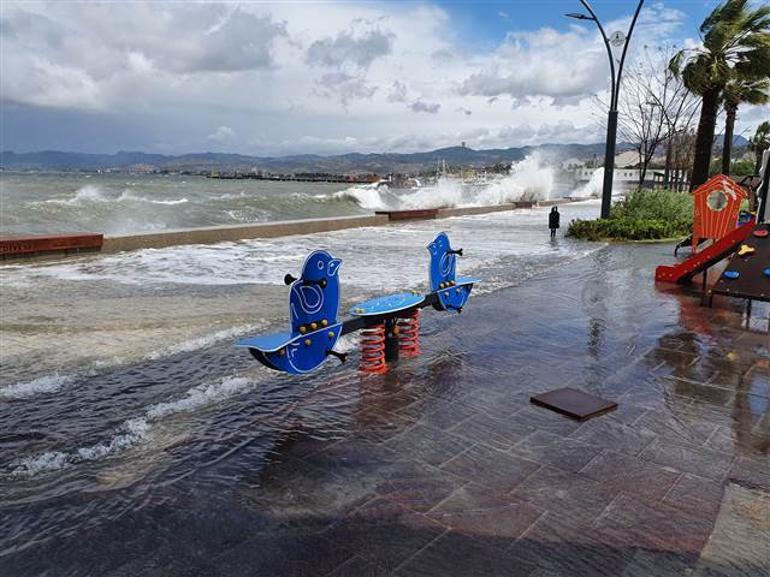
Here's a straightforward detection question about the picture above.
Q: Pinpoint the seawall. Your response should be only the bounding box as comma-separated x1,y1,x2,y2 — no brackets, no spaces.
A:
2,199,577,260
101,214,389,253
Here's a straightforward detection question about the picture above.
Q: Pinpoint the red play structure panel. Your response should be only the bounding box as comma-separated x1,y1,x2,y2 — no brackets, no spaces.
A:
655,220,755,284
691,174,748,252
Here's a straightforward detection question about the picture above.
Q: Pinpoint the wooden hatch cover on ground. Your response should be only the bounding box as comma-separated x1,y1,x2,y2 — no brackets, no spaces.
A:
530,387,617,421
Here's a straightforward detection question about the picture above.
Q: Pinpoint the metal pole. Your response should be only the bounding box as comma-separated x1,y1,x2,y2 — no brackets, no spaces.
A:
600,110,618,218
757,150,770,224
578,0,645,219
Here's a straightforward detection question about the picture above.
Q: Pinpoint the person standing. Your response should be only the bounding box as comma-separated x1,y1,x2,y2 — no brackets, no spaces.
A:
549,206,560,239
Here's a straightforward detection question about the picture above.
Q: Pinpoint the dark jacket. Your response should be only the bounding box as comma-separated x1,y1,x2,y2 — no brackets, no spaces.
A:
549,209,560,229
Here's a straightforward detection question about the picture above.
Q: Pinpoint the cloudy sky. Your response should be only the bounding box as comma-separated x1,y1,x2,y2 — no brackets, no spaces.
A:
2,1,768,156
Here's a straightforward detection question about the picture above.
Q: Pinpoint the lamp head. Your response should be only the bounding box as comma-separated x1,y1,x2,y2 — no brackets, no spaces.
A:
565,12,594,20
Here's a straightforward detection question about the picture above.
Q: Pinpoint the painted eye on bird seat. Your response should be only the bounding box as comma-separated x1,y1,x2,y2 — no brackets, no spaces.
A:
317,261,325,270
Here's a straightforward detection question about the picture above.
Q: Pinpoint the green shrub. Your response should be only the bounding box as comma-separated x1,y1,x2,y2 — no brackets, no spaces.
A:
567,189,693,241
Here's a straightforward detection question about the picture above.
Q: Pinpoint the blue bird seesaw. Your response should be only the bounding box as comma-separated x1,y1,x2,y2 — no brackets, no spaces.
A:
236,232,480,375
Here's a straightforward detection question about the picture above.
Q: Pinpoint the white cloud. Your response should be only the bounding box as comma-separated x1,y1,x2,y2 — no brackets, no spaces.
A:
207,125,235,142
387,81,408,103
1,1,764,155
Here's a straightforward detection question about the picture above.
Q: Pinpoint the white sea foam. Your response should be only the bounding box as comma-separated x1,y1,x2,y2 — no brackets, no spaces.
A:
10,376,255,476
145,376,253,419
571,168,629,199
332,153,556,211
117,190,190,205
43,184,110,205
332,183,392,210
39,185,189,206
145,324,265,360
0,373,75,400
471,154,555,205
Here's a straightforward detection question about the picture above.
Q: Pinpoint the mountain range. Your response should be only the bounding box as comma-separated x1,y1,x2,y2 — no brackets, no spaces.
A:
1,142,633,174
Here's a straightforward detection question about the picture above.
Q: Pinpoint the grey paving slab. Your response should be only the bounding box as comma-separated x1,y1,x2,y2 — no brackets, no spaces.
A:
441,444,541,493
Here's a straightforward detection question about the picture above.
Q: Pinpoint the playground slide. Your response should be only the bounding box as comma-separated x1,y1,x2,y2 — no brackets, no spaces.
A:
655,220,756,284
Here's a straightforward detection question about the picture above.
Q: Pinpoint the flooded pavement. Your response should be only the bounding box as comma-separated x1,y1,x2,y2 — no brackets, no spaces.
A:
1,234,769,576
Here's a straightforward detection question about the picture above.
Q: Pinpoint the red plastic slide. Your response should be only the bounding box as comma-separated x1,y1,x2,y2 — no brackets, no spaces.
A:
655,219,756,284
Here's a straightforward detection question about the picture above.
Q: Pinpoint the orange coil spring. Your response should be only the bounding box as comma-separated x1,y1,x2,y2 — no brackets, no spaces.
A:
397,309,421,358
359,324,387,374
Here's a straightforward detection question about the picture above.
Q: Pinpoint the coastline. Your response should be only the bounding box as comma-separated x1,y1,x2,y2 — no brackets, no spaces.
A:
1,198,577,261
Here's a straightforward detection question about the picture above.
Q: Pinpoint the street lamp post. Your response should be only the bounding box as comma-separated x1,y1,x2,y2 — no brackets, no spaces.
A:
567,0,645,219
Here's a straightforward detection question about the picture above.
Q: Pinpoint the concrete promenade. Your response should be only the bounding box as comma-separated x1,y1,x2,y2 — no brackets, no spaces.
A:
5,243,767,577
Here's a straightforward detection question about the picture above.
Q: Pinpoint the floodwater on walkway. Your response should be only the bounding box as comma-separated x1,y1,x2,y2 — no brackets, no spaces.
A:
1,203,768,576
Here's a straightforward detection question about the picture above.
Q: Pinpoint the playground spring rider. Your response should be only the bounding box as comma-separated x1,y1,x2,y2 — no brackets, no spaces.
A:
236,232,479,375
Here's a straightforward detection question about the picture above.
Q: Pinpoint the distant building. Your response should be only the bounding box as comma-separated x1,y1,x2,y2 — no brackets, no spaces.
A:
569,150,670,186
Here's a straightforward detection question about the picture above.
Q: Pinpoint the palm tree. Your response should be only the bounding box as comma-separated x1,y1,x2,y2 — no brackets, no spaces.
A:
721,77,770,175
748,120,770,173
670,0,770,190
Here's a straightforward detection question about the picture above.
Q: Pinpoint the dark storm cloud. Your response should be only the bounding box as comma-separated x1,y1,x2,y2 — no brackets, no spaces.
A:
306,27,394,70
409,100,440,114
1,3,288,110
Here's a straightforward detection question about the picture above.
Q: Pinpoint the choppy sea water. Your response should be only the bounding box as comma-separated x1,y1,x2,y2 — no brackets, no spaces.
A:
0,200,603,561
0,154,586,235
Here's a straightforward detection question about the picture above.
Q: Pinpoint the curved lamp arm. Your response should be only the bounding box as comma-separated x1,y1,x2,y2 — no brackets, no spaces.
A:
579,0,616,102
615,0,645,109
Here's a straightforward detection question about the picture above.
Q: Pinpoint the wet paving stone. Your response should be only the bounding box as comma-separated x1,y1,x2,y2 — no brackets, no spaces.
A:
580,449,681,503
395,530,537,577
210,532,353,577
304,438,398,478
450,410,535,452
633,404,720,447
639,439,734,481
727,456,770,491
512,465,618,526
425,482,544,547
663,473,725,517
570,416,658,456
323,498,445,572
594,493,716,555
441,444,541,493
328,555,393,577
510,429,603,473
691,483,770,577
374,459,464,513
384,423,470,467
510,405,584,437
508,511,637,577
244,455,375,531
620,549,700,577
410,397,480,430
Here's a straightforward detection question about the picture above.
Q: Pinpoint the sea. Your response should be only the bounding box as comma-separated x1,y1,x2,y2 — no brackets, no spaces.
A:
0,154,596,235
0,154,605,565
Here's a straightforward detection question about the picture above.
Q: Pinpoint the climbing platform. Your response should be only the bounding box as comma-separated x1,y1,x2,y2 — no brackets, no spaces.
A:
710,223,770,303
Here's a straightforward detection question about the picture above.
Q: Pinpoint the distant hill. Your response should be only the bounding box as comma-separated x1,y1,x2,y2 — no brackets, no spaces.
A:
1,142,632,173
714,134,750,148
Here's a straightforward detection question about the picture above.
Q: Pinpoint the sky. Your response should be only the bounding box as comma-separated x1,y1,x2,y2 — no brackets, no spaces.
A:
1,0,768,156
